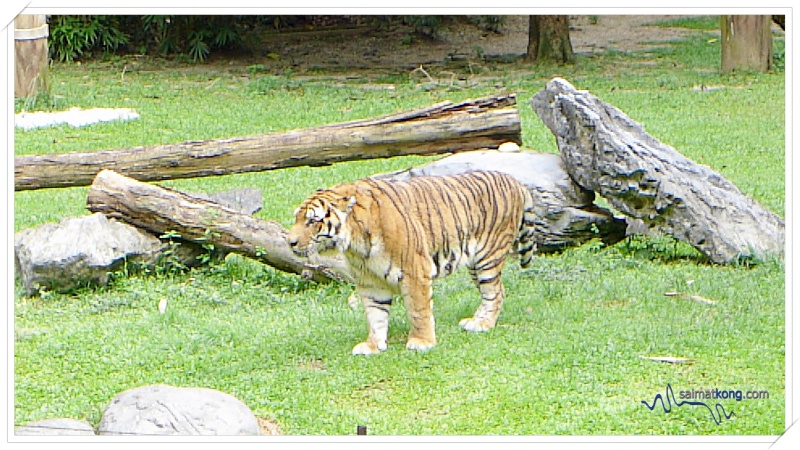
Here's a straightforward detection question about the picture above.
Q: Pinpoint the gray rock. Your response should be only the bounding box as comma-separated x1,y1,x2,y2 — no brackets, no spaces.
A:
374,149,627,253
15,418,96,436
97,384,260,436
14,212,163,296
530,77,784,263
14,189,265,296
191,188,264,216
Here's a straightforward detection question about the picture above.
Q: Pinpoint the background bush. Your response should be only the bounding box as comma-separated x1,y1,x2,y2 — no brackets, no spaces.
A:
48,15,505,63
49,15,130,62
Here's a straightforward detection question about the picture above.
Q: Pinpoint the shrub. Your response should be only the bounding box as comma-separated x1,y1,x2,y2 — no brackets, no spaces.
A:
49,15,129,62
48,15,252,63
136,16,248,62
47,15,506,63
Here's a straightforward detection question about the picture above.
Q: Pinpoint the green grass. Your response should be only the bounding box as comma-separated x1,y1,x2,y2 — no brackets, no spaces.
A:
14,20,785,436
650,16,721,31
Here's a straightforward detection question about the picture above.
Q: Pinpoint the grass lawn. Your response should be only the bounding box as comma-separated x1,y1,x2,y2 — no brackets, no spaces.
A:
13,18,785,436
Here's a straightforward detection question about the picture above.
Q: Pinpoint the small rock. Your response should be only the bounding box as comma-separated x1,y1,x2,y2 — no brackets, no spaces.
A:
497,141,521,152
98,384,261,436
15,418,96,436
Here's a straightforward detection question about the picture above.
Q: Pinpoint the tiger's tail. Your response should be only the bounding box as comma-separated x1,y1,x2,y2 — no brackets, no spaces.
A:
516,188,536,269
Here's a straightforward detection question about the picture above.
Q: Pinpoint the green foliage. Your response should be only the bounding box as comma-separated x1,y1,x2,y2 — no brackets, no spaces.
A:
49,15,251,63
49,15,129,62
14,90,66,113
47,15,505,63
401,16,504,39
136,16,247,62
403,16,444,38
773,39,785,70
247,74,303,95
650,16,720,30
466,15,505,33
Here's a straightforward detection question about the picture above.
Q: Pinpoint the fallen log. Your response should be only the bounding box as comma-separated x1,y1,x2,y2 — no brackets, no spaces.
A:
530,78,784,263
15,188,265,296
17,94,520,191
85,146,630,289
86,169,348,284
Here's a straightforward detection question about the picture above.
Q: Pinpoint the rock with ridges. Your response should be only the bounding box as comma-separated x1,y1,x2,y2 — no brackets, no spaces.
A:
530,77,784,263
97,384,260,436
14,212,163,295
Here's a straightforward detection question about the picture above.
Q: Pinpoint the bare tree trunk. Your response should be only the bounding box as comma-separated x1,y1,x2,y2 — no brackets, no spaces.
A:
721,15,773,73
16,95,521,191
86,170,350,284
14,15,50,98
527,15,574,64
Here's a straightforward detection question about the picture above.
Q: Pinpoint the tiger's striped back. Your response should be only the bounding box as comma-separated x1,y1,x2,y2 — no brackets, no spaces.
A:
354,171,534,277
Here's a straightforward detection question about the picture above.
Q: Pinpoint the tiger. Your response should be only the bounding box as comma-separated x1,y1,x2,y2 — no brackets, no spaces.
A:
287,170,536,355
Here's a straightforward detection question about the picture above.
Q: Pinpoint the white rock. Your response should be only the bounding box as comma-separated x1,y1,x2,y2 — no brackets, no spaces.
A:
15,418,95,436
15,107,139,130
97,385,261,436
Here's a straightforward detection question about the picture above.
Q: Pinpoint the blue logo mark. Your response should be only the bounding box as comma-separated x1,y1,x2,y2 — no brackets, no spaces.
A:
642,384,736,425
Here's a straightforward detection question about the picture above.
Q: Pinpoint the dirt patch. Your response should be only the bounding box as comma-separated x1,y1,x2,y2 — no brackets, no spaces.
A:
250,15,697,72
257,417,283,435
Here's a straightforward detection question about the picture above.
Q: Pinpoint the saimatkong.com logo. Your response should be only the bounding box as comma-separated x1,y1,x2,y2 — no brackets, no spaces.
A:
679,387,770,402
642,384,770,425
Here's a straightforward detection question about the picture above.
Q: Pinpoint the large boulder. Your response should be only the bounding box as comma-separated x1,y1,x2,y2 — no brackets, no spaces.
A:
530,77,784,263
97,385,260,436
14,212,163,295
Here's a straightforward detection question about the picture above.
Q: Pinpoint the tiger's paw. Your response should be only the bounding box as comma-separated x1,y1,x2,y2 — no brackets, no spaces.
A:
405,337,436,352
352,341,384,356
459,317,494,333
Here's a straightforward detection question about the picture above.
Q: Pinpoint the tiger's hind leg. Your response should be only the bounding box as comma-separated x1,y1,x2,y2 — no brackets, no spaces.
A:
401,275,437,352
460,261,507,333
351,287,394,356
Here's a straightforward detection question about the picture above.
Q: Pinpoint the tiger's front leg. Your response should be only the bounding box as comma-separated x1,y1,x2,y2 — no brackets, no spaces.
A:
351,287,394,356
401,275,436,352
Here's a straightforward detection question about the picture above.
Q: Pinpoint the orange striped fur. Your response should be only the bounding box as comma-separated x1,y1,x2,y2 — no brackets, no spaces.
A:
287,171,535,355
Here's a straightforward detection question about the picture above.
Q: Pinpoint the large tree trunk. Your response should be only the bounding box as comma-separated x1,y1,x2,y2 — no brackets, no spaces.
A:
721,15,773,73
530,78,784,264
16,95,520,191
527,15,574,64
14,15,50,98
86,169,349,284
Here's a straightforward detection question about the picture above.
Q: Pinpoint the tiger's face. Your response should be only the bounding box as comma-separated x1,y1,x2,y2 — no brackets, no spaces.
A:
287,190,356,257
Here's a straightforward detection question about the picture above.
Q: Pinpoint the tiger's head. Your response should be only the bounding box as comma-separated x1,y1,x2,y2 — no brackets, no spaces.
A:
287,189,357,257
